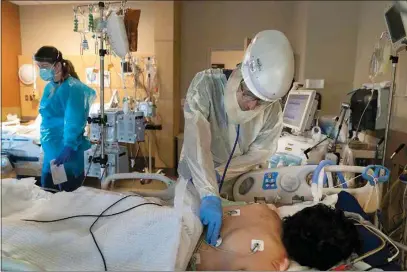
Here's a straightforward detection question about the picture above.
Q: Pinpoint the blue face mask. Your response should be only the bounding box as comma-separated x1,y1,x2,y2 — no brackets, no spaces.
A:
39,68,55,81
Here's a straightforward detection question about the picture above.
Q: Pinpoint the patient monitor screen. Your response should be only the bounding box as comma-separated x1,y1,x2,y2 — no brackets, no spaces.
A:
385,5,407,43
283,94,310,129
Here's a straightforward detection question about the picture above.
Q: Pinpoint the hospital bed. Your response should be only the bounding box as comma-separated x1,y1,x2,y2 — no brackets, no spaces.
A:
1,175,202,271
1,117,42,177
0,92,120,179
2,165,406,271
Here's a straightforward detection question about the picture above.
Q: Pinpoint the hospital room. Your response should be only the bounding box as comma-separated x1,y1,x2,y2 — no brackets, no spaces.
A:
1,0,407,270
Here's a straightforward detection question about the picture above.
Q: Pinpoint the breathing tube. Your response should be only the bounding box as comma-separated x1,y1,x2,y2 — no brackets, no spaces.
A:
218,125,240,192
312,160,347,188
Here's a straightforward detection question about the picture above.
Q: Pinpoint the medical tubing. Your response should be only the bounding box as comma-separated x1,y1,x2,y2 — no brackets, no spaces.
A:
332,106,348,152
393,240,407,252
329,221,386,271
329,218,391,271
354,90,374,141
363,178,376,211
403,186,407,223
304,136,330,159
312,160,334,187
352,224,385,262
381,166,407,210
388,221,404,238
332,174,362,189
218,125,240,192
382,59,398,166
81,143,100,187
357,223,400,262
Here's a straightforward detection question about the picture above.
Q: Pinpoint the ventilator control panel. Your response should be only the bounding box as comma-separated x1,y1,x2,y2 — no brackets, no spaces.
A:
233,165,317,204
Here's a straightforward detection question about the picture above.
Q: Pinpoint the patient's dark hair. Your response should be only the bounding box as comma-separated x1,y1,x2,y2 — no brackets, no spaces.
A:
282,204,361,270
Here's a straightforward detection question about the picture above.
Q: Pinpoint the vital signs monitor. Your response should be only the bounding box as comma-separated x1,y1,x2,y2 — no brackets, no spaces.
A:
282,90,317,133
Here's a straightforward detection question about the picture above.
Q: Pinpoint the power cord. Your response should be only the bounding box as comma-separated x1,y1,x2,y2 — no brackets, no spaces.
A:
23,195,163,271
331,219,398,271
352,89,374,142
353,220,400,263
81,142,100,188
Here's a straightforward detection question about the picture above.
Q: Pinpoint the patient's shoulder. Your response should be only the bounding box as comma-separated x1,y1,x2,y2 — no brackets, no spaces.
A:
225,203,280,221
221,203,283,243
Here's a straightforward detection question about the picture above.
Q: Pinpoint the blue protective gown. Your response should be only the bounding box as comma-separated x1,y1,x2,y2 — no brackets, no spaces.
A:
39,77,96,190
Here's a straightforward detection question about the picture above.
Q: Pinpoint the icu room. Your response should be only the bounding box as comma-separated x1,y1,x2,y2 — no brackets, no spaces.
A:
1,0,407,271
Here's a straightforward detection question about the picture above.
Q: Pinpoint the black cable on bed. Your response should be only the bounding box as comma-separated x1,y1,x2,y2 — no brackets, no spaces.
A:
22,200,162,223
22,194,163,271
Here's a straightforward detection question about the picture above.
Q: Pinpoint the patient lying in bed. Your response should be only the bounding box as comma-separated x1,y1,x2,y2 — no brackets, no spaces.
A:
196,203,288,271
195,200,360,271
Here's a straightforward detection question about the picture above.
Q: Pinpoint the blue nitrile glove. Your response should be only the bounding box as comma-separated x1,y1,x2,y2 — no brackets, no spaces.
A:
200,195,222,246
55,146,75,166
215,170,222,186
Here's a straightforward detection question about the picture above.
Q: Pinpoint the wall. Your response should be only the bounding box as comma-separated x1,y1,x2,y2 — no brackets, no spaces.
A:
289,1,309,81
153,1,181,168
353,0,407,133
298,1,360,115
180,1,297,100
19,1,155,56
210,50,244,69
180,1,362,124
1,1,22,120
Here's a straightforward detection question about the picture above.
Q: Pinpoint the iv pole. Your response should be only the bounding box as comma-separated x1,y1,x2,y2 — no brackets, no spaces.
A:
99,1,107,177
382,42,406,166
76,1,126,180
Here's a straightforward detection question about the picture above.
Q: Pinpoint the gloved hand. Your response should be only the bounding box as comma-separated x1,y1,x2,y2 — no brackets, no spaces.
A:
55,146,75,166
200,195,222,246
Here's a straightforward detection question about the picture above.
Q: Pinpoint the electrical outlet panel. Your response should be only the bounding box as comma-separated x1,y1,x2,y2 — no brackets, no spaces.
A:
305,79,325,89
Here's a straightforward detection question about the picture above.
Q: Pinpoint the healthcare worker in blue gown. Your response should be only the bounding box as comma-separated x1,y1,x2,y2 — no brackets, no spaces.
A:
34,46,96,192
178,30,295,246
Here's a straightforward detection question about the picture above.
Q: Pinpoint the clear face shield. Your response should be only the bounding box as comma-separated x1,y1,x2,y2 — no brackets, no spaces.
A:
239,79,264,105
34,59,56,82
33,51,60,82
224,68,269,124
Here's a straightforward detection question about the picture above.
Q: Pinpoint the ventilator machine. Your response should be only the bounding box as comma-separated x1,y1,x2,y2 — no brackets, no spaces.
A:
272,88,330,167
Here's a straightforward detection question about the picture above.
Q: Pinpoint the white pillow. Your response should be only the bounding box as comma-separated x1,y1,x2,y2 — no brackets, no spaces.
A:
276,194,338,219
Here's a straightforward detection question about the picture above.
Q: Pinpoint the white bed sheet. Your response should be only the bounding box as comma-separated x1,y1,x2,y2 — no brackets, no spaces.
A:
1,178,202,271
2,119,43,176
1,122,41,159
